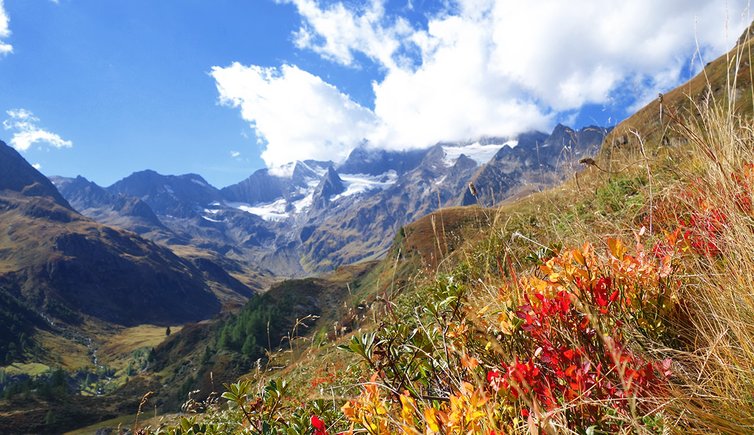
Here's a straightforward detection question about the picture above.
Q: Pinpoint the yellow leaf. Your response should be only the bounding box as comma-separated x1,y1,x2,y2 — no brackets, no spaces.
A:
607,238,626,259
498,317,513,336
529,276,549,292
424,407,441,433
342,401,357,420
400,391,416,424
539,263,553,275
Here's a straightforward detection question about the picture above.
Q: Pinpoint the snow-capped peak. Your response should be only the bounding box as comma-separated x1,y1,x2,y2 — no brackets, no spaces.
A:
442,140,518,167
332,170,398,201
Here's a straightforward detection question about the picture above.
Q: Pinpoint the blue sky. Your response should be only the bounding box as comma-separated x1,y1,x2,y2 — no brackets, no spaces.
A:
0,0,750,187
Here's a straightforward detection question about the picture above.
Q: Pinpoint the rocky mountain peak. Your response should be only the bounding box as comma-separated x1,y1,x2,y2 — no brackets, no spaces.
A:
109,169,222,218
221,168,286,204
415,144,448,174
338,145,425,176
291,161,320,185
548,124,584,148
50,175,111,210
452,153,478,171
49,122,608,276
494,131,548,160
312,166,346,209
0,140,73,209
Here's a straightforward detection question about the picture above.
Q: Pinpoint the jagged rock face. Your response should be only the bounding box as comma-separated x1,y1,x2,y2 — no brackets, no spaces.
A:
312,167,345,209
109,170,222,218
51,175,170,239
52,124,608,276
111,195,162,222
0,141,225,326
50,175,112,210
221,168,287,204
222,161,332,207
461,126,607,206
338,146,426,176
290,161,320,187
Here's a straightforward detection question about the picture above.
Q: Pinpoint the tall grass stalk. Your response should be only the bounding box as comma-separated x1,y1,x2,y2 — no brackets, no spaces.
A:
662,98,754,433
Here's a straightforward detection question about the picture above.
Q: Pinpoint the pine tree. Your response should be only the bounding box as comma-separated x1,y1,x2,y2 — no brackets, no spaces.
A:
201,345,212,364
241,335,257,356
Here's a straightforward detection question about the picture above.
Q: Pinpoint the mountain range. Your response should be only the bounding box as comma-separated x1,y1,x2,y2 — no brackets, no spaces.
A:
51,124,608,277
0,141,271,340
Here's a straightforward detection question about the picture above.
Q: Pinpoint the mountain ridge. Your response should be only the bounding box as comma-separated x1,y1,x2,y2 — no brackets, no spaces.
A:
0,140,259,328
51,124,608,276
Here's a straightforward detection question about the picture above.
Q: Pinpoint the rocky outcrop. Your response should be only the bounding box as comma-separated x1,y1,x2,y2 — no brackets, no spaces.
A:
0,140,226,326
312,166,345,208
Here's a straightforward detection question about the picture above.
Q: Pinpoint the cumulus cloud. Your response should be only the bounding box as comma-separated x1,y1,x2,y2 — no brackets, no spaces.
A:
3,109,73,151
217,0,751,166
31,163,41,170
211,62,377,168
287,0,413,70
482,0,749,112
0,0,12,56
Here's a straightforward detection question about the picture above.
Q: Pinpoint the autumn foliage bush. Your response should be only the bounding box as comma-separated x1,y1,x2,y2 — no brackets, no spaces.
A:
337,233,680,434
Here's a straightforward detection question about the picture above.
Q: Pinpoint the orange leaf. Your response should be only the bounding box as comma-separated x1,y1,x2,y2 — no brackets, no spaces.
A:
461,353,479,370
572,248,586,266
607,238,626,259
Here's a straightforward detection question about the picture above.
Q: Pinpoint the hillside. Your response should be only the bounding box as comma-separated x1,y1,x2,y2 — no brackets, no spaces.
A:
0,141,268,431
88,20,754,435
0,141,237,328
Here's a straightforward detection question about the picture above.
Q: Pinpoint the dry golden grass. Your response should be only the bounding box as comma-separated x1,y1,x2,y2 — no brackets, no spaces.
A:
35,329,91,370
402,205,493,268
650,100,754,433
99,324,183,368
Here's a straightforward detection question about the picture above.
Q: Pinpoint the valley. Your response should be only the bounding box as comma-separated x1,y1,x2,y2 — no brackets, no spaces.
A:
1,3,753,433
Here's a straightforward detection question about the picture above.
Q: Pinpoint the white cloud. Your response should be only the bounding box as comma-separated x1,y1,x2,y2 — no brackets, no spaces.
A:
483,0,750,111
211,62,377,168
0,0,12,56
3,109,73,151
286,0,413,70
369,9,553,147
32,162,41,170
230,150,241,158
217,0,751,166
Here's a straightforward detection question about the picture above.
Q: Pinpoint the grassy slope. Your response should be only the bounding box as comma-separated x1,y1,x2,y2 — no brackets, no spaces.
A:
115,30,754,435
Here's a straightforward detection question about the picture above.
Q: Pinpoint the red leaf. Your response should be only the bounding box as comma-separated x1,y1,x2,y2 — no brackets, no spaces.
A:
311,415,327,435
